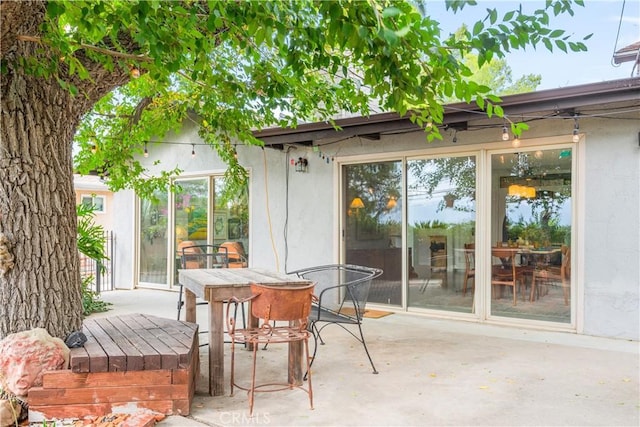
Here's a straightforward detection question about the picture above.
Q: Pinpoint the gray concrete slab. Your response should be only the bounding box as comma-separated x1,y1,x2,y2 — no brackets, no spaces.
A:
96,289,639,427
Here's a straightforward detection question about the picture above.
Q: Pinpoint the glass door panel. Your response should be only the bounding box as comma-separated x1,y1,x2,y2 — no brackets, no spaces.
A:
139,189,169,285
407,156,477,313
214,179,249,259
175,178,209,246
490,149,572,323
344,161,402,306
175,178,209,283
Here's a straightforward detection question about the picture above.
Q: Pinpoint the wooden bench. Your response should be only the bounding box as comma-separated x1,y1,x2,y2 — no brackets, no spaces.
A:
28,313,198,421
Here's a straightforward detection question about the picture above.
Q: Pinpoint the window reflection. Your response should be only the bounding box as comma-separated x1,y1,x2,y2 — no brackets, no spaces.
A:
491,149,572,323
406,156,477,313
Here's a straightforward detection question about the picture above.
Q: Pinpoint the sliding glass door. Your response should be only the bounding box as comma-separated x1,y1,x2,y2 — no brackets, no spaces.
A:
341,144,573,326
490,148,572,323
138,175,249,289
406,156,476,313
344,161,402,306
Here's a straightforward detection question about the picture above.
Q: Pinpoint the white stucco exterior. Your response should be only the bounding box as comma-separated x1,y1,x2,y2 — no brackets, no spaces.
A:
111,84,640,341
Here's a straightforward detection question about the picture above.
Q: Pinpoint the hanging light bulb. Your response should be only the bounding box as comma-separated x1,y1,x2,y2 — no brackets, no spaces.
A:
502,125,509,141
191,144,196,158
452,130,458,143
143,142,149,158
572,115,580,143
512,137,521,148
91,144,97,154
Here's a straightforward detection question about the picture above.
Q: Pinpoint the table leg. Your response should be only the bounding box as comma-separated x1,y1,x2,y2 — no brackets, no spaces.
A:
288,321,303,386
209,300,225,396
185,289,196,323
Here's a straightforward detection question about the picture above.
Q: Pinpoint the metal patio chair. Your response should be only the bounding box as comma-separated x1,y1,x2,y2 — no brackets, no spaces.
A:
227,282,316,416
289,264,383,375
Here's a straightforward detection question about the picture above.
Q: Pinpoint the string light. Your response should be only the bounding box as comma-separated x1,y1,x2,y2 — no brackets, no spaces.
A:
191,144,196,158
143,142,148,158
452,129,458,143
572,115,580,143
502,124,509,141
512,137,521,148
91,144,97,154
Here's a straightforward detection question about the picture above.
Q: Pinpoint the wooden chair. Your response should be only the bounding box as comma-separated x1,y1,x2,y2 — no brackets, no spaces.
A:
530,246,571,305
462,243,475,296
289,264,383,375
227,282,316,416
491,248,526,305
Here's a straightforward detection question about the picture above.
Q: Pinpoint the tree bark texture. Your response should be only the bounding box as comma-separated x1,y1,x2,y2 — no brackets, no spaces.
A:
1,1,131,338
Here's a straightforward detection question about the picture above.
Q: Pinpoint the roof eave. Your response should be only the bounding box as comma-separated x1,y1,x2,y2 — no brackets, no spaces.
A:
254,77,640,146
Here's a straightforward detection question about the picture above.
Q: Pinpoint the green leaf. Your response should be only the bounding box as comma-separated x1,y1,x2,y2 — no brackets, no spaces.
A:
382,7,401,18
489,8,498,24
473,21,484,36
555,39,567,53
395,26,411,38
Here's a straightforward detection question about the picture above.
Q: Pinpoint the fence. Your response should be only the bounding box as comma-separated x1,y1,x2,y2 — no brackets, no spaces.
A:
79,230,115,293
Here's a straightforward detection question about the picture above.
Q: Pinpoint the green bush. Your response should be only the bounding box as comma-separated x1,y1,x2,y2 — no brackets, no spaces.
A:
77,204,112,316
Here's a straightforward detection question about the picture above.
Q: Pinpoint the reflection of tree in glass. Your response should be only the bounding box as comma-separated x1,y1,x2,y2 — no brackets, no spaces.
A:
346,162,401,223
407,157,476,213
506,151,572,226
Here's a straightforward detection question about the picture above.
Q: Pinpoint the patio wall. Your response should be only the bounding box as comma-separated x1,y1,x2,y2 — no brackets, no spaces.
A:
111,108,639,341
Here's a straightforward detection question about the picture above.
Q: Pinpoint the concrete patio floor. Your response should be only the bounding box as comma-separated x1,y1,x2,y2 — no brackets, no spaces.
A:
94,289,639,427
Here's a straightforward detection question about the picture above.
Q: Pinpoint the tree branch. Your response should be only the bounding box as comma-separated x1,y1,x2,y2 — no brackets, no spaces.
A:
16,35,152,62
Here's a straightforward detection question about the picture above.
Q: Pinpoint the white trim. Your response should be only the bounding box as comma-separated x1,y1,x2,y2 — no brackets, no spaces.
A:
335,133,579,332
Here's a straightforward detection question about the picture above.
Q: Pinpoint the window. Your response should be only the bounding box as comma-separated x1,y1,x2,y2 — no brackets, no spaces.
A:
81,195,106,213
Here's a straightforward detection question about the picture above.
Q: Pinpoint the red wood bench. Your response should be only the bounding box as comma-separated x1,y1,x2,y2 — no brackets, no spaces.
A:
28,313,198,421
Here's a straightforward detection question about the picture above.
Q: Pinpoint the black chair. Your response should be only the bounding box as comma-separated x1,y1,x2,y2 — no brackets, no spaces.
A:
289,264,383,375
176,244,247,346
176,243,229,321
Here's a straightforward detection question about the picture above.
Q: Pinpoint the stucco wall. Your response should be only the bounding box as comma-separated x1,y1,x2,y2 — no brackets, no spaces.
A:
581,118,639,339
111,112,639,340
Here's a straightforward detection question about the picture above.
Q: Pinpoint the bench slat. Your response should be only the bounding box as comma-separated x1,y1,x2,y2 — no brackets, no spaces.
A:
103,316,161,370
80,323,109,373
83,319,126,372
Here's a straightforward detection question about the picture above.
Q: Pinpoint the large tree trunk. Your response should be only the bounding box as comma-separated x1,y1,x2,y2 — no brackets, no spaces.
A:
0,1,130,339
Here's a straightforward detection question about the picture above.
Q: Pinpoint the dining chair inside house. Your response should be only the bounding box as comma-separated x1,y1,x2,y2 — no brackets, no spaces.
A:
491,248,526,305
219,241,248,268
462,243,475,296
288,264,383,376
530,245,571,305
227,282,316,416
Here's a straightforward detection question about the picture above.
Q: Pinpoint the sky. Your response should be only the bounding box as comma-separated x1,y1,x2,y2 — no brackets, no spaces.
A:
427,0,640,90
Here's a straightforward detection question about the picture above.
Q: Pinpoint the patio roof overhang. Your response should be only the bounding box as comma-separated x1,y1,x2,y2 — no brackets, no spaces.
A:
254,77,640,149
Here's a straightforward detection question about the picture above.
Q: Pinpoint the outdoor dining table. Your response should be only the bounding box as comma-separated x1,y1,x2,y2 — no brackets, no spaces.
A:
177,267,312,396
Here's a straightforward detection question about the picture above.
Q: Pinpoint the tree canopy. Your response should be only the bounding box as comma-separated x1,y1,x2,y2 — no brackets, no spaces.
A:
1,0,590,338
14,0,589,195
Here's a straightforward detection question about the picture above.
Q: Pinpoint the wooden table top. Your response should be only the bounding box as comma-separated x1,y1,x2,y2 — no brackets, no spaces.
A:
178,268,311,299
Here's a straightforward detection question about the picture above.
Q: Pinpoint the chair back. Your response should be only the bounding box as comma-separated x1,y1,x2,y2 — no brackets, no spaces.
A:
250,282,315,327
181,244,229,269
219,241,248,268
463,243,475,270
491,248,517,280
290,264,383,321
